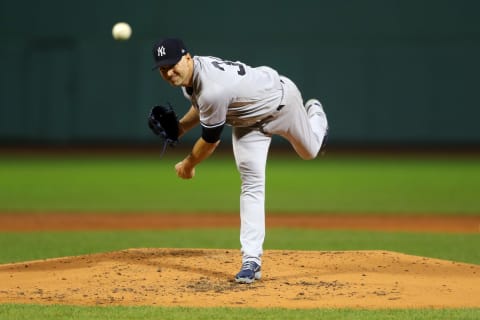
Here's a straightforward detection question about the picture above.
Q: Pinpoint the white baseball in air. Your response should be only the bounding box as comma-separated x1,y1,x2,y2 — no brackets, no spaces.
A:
112,22,132,41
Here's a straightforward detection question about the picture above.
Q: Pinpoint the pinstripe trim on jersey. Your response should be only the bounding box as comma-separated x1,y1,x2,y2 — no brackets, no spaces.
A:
200,120,226,129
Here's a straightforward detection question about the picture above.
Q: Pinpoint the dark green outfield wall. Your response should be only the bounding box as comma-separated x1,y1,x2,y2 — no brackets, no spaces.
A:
1,0,479,146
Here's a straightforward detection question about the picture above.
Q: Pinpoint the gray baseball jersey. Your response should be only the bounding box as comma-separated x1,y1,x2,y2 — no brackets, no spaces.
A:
181,56,284,128
178,54,328,267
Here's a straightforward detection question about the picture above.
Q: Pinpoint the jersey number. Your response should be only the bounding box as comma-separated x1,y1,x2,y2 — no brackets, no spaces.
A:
211,60,246,76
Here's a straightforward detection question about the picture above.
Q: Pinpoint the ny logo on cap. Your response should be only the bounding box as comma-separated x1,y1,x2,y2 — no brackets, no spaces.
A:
157,46,166,57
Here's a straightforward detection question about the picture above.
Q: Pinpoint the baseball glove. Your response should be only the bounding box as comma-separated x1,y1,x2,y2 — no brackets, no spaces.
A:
148,104,179,149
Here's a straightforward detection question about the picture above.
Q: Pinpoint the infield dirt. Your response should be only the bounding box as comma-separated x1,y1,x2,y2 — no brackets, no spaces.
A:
0,248,479,308
0,213,479,309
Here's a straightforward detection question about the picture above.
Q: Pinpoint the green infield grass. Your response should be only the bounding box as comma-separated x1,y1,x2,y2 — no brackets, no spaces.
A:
0,304,478,320
1,153,479,214
1,153,479,319
0,228,478,265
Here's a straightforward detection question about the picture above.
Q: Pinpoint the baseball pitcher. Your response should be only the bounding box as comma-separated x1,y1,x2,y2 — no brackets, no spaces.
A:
148,38,328,283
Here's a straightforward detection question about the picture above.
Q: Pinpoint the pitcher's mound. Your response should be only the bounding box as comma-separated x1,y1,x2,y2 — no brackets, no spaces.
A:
0,249,479,309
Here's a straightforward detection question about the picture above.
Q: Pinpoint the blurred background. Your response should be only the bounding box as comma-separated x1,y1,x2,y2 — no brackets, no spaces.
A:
1,0,479,150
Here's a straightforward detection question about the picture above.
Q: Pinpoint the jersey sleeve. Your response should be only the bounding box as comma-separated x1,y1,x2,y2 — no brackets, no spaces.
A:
197,81,230,129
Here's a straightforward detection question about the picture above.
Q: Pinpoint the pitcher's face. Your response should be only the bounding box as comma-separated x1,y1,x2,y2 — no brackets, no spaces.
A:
159,54,193,87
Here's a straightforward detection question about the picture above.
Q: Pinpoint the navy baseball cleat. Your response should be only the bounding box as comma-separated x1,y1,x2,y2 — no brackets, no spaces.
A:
235,261,261,284
305,98,324,115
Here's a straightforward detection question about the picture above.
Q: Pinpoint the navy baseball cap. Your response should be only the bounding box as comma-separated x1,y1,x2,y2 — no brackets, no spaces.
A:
152,38,188,70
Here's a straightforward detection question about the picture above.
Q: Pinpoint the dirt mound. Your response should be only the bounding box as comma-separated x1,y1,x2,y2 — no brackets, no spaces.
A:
0,249,479,309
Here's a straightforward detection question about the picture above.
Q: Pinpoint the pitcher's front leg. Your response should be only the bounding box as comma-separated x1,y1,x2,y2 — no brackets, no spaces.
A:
232,127,271,283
